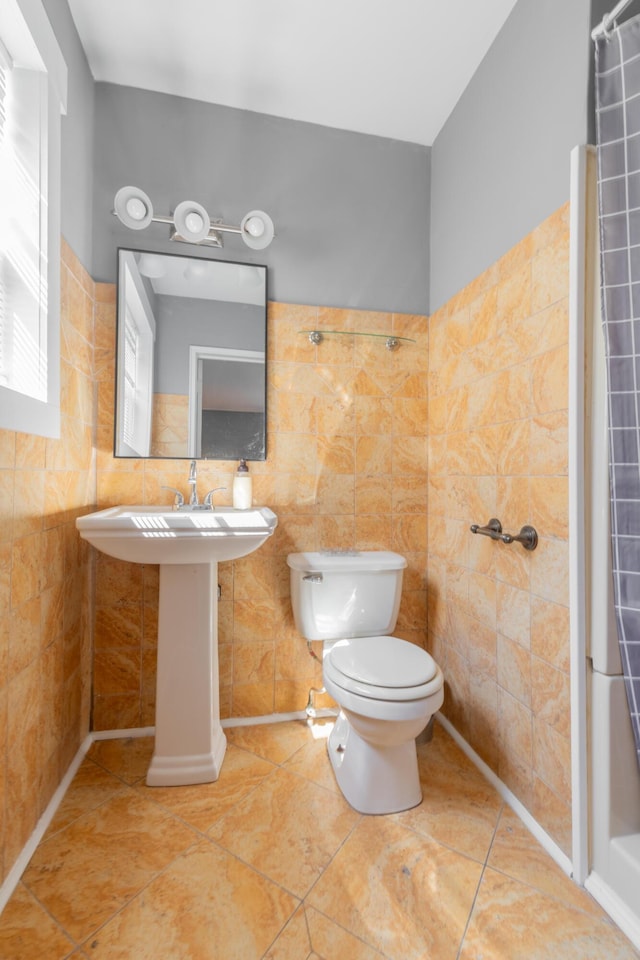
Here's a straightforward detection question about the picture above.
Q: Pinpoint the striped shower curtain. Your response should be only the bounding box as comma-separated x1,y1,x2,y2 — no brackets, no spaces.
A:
595,15,640,766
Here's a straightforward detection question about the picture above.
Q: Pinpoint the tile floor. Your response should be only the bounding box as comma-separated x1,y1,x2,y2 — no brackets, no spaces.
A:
0,719,638,959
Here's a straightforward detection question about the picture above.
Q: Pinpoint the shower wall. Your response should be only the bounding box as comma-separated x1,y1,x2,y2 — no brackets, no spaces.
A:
427,203,571,854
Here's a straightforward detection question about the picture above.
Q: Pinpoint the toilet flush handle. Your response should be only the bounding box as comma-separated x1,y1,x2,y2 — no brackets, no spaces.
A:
302,573,323,583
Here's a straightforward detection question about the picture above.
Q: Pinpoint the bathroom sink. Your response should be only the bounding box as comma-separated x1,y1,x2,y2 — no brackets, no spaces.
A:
76,503,278,788
76,505,278,564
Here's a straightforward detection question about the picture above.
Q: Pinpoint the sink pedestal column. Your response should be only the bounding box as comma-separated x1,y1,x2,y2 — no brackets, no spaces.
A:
146,562,227,786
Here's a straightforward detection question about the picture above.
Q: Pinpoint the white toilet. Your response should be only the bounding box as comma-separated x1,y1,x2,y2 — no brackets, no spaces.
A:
287,550,444,815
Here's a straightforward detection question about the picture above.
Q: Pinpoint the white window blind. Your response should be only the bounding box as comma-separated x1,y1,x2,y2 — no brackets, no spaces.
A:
0,44,48,402
0,51,6,388
0,0,66,438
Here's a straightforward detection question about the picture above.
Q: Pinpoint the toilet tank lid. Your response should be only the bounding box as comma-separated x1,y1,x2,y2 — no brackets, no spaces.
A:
287,550,407,572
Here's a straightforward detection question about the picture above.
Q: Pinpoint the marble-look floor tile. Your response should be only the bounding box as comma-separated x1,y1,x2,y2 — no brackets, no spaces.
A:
307,816,483,960
0,883,74,960
305,905,387,959
282,725,341,794
262,905,312,959
83,840,298,960
225,720,314,764
44,759,127,838
22,790,198,942
459,867,640,959
262,901,387,960
87,736,154,783
488,806,603,914
392,727,503,862
3,725,639,960
135,743,276,831
209,767,360,897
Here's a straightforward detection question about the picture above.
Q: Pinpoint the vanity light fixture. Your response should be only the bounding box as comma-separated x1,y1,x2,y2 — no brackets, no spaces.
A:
113,186,275,250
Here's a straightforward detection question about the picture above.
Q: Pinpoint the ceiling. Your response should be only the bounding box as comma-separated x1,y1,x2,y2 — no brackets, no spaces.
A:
67,0,519,147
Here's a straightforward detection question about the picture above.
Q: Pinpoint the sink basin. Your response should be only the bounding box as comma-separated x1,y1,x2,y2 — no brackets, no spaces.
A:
76,505,278,563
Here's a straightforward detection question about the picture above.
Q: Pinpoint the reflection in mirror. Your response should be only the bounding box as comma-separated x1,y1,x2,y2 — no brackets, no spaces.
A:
115,249,267,460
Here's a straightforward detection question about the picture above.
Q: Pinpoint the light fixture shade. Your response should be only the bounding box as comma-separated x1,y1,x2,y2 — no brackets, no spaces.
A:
173,200,211,243
240,210,275,250
137,254,165,278
114,186,153,230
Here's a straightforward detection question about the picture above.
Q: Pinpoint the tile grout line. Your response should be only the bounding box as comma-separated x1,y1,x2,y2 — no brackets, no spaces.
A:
37,784,209,947
77,829,205,954
39,758,136,843
297,814,397,960
14,881,82,957
455,798,506,960
300,902,391,960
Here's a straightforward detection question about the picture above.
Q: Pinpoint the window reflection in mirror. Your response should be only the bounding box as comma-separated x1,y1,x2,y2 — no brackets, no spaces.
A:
115,249,267,460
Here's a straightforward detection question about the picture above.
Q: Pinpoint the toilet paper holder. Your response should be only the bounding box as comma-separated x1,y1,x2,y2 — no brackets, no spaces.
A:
470,518,538,551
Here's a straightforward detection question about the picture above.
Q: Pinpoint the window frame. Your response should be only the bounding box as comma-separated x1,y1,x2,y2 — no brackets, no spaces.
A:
0,0,67,438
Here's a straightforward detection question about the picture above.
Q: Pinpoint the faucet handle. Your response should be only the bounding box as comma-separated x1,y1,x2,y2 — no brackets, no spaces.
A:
161,485,185,508
204,487,227,508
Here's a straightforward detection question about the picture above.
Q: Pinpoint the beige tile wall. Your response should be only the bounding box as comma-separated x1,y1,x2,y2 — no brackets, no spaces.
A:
0,240,95,883
93,303,429,728
0,205,574,887
90,203,572,855
150,394,189,457
427,204,571,854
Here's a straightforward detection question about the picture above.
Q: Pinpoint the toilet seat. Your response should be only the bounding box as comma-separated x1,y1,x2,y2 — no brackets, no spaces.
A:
325,636,441,702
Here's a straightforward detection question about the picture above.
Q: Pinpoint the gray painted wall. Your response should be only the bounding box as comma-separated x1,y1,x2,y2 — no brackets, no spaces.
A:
429,0,593,311
45,0,607,314
43,0,95,270
155,298,264,394
92,83,430,314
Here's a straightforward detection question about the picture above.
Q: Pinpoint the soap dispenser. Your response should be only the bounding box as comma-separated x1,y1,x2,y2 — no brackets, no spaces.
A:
232,459,252,509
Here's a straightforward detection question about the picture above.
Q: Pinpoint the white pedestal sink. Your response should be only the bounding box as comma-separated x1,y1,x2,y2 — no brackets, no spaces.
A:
76,505,278,786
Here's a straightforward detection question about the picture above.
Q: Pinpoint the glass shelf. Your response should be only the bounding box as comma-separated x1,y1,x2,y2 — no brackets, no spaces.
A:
299,329,416,351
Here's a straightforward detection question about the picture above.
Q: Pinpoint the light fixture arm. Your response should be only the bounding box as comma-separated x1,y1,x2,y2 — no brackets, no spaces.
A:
129,212,244,237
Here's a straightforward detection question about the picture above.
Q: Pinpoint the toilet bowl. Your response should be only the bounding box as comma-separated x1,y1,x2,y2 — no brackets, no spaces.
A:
323,635,444,813
287,551,445,814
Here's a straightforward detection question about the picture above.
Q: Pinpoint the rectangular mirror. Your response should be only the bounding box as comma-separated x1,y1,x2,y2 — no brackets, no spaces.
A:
115,248,267,460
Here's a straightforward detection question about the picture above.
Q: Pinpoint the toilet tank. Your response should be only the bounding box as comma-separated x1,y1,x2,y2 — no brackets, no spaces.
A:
287,550,406,641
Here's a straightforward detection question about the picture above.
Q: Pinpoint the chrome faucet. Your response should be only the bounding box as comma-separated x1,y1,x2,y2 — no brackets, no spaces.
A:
162,463,226,511
188,460,198,505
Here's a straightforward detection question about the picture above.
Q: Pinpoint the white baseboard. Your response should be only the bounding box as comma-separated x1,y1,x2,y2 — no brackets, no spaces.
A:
0,734,93,913
1,711,579,920
436,713,574,878
0,711,321,913
222,710,337,726
91,726,155,740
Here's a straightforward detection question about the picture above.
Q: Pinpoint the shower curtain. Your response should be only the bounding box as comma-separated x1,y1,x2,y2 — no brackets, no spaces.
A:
595,15,640,765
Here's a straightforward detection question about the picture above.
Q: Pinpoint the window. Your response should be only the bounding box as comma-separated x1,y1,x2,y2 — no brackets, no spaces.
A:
0,0,66,437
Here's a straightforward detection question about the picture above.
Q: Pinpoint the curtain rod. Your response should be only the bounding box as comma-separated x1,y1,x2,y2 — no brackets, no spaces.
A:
592,0,636,39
